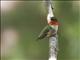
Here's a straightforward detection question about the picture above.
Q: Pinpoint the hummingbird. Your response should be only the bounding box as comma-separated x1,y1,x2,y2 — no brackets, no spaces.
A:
37,2,59,40
37,17,59,40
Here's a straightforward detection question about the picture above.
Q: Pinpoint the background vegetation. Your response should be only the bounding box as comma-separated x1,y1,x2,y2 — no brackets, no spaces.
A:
1,1,80,60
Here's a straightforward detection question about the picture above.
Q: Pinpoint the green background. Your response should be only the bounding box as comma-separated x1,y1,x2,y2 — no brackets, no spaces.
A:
1,1,80,60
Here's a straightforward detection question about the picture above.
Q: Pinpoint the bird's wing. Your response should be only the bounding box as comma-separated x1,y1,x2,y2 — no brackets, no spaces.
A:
37,25,49,39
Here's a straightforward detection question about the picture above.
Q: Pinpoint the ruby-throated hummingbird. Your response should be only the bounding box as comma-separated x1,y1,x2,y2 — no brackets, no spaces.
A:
37,0,59,40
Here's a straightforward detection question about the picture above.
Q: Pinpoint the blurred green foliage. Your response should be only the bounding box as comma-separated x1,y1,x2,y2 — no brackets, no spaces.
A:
1,1,80,60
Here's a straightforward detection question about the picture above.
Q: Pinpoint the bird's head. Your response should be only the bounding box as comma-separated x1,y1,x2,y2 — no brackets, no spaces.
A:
48,17,59,26
48,17,59,30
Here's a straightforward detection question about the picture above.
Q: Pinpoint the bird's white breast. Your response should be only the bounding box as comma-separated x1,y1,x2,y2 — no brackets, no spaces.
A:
51,25,58,32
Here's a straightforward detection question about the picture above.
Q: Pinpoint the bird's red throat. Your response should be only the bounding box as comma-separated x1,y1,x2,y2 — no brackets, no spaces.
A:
48,21,59,25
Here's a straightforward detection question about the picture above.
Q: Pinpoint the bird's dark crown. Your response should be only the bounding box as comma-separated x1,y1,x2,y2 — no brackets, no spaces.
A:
51,17,58,22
